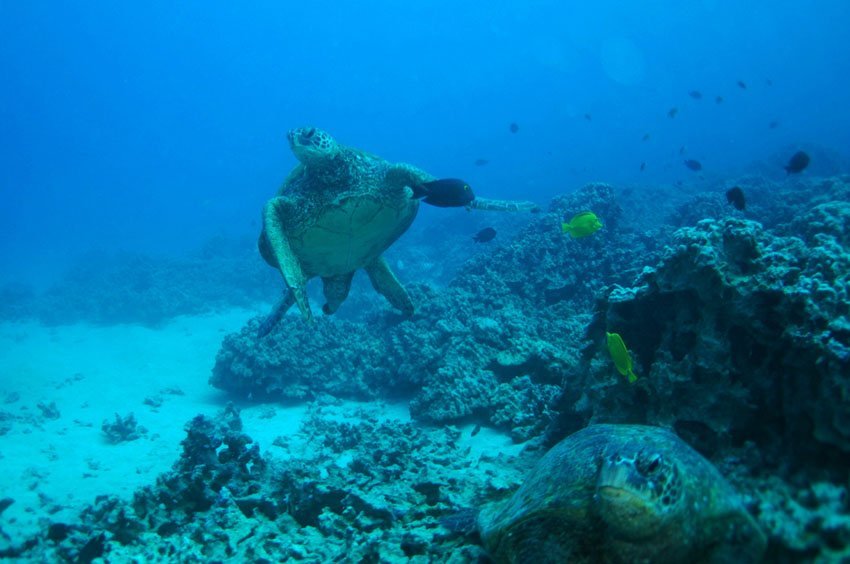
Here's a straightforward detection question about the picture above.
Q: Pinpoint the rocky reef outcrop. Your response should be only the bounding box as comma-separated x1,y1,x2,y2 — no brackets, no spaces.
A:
553,214,850,474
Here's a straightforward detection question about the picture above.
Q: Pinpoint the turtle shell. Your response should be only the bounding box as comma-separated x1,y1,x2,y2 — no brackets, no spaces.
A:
289,184,418,278
259,136,423,279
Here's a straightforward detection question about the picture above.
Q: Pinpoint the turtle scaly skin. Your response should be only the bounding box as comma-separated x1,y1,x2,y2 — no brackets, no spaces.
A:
478,424,766,563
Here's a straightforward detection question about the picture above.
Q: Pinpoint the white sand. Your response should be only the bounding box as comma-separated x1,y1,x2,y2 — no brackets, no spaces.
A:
0,309,523,544
0,308,265,541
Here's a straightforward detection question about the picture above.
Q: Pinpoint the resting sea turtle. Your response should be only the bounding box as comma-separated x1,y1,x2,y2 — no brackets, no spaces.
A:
258,127,538,334
478,424,766,563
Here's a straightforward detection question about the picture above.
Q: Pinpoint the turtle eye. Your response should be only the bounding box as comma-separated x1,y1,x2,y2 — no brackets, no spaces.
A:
303,128,315,140
646,455,662,473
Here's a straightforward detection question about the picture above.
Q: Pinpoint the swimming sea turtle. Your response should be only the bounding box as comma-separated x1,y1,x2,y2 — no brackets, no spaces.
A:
257,127,429,332
478,424,766,563
258,127,539,334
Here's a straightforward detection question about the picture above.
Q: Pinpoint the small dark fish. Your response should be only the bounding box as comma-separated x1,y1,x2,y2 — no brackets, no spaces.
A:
715,96,724,104
509,122,519,133
471,424,481,437
474,158,489,166
766,78,773,87
768,120,780,129
668,107,678,118
683,159,702,171
640,162,646,172
726,186,746,211
784,151,810,174
688,90,702,99
584,113,592,121
737,80,747,89
642,133,651,142
412,178,475,208
679,146,687,155
473,227,497,243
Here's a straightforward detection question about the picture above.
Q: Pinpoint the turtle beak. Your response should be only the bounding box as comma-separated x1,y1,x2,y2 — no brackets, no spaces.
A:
299,128,316,145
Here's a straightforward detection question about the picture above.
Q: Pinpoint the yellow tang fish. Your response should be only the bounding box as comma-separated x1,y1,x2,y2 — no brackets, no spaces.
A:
606,332,637,383
562,211,603,238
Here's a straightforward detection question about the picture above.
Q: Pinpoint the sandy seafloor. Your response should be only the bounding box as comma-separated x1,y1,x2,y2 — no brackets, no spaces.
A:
0,307,521,548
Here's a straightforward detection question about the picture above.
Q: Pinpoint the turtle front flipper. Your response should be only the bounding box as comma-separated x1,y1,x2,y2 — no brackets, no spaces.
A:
469,197,540,213
384,163,435,194
364,256,414,316
261,197,313,321
321,273,355,315
257,289,296,337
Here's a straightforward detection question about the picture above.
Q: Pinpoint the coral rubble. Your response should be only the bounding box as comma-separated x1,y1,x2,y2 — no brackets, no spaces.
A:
101,413,147,444
8,404,528,562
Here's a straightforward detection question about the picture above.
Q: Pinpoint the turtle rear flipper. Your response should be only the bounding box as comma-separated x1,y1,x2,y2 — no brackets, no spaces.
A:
365,256,414,316
321,273,355,315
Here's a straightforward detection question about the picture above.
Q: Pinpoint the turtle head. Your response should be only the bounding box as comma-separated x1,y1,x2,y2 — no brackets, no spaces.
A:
595,447,683,541
287,127,339,166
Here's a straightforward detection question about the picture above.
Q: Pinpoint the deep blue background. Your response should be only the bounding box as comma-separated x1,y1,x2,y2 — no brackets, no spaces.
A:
2,1,849,285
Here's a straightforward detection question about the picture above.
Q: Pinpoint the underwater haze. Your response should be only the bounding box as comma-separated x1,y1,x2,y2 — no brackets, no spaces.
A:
2,0,849,283
3,1,850,562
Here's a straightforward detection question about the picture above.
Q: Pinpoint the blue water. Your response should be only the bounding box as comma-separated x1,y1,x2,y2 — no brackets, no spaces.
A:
2,1,849,285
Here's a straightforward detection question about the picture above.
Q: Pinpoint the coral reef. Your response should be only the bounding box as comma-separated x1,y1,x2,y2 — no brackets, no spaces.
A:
211,316,394,401
671,190,732,227
395,207,535,289
755,478,850,562
0,284,37,321
212,176,850,559
5,174,850,559
2,236,277,327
